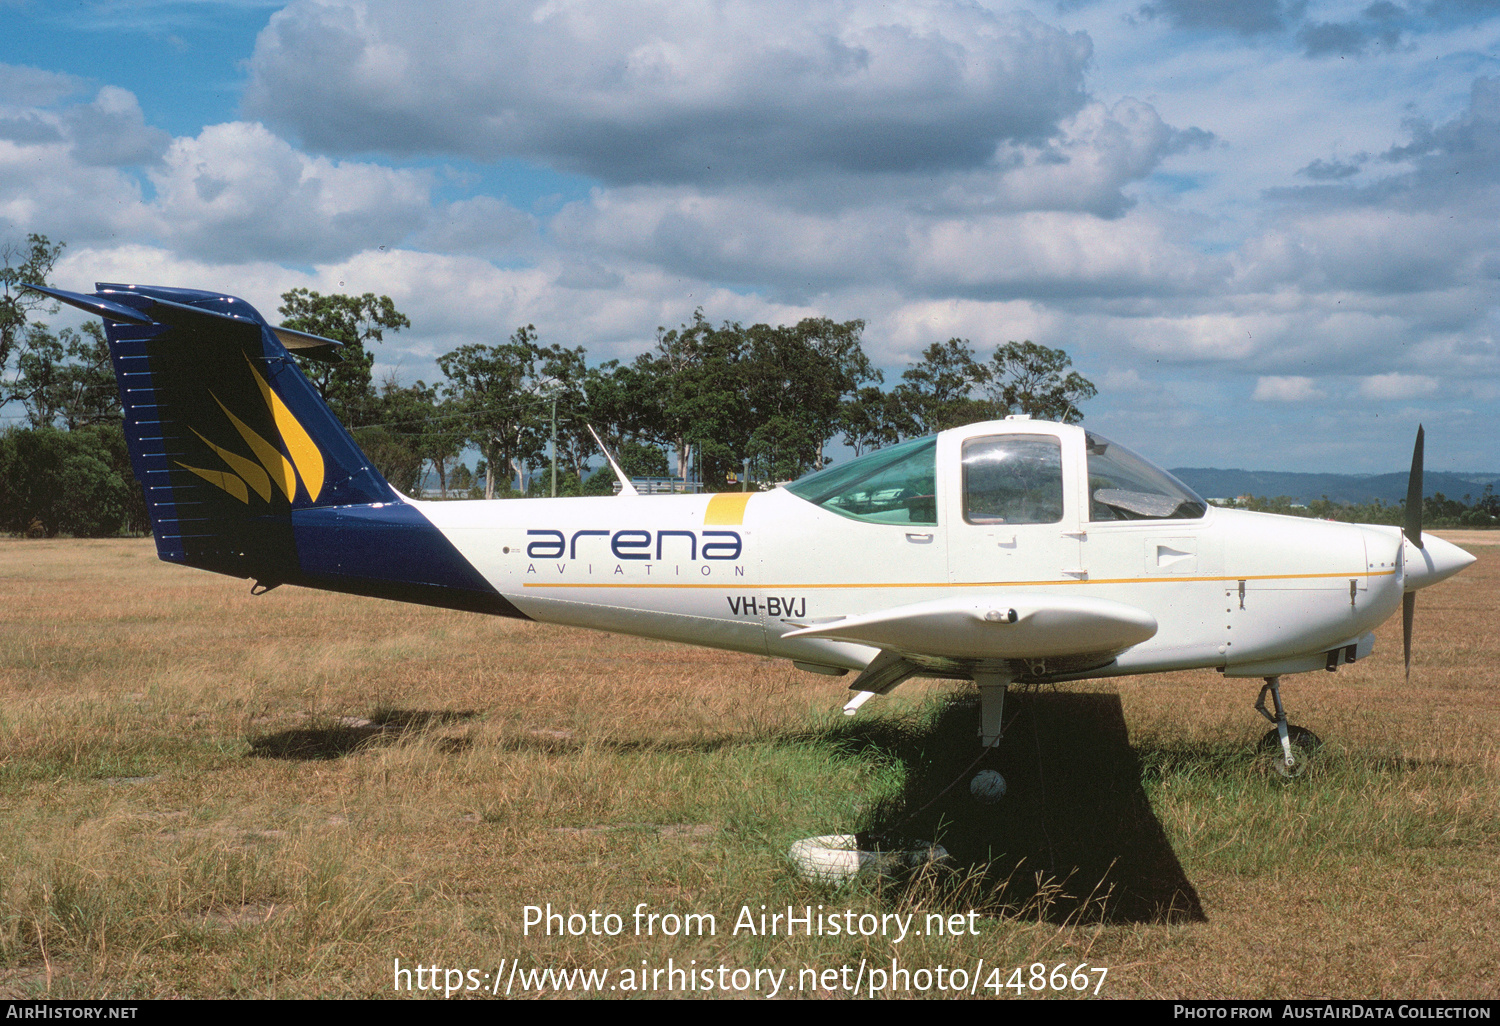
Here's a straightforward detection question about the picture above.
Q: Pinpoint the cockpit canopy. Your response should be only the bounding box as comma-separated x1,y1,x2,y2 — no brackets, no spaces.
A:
1084,431,1207,522
785,422,1206,525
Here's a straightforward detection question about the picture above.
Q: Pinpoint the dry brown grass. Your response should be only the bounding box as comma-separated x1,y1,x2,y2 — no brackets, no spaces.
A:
1,534,1496,999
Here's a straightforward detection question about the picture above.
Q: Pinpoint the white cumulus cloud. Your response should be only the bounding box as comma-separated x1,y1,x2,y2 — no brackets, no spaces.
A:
1358,373,1440,400
147,121,436,262
245,0,1094,183
1253,376,1328,402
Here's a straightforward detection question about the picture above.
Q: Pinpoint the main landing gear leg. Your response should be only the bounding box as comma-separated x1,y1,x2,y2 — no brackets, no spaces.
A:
967,672,1013,803
974,672,1010,749
1254,676,1321,778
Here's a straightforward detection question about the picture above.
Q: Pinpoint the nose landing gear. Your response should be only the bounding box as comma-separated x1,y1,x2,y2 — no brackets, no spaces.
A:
1254,676,1322,778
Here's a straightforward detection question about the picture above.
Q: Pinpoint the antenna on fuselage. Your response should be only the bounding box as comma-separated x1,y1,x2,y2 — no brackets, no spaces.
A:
586,424,639,498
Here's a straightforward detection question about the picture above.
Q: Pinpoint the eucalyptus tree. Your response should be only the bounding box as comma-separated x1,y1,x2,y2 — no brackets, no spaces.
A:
12,322,117,429
632,311,873,488
838,382,914,457
278,289,410,427
438,327,546,498
741,316,873,483
1,233,64,400
581,358,668,478
533,340,592,489
986,340,1096,424
891,338,997,435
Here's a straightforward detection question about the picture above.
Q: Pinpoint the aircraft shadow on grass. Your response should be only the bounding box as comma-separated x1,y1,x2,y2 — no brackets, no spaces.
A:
841,691,1207,925
247,708,479,761
242,691,1221,924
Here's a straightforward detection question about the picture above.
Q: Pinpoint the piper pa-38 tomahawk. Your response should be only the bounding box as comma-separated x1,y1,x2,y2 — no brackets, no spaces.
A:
33,282,1478,777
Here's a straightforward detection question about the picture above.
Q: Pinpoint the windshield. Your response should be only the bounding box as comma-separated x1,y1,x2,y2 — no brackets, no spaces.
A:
1086,432,1207,521
785,435,937,525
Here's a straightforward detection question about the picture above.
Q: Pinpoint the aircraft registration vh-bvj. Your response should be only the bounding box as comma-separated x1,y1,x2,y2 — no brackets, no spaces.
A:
30,281,1478,780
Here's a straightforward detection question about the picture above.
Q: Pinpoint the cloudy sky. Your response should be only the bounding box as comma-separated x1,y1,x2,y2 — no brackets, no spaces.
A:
2,0,1497,473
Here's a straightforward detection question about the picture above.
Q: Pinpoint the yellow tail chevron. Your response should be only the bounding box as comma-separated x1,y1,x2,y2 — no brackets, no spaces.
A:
177,463,250,503
246,356,324,501
212,394,297,500
175,361,326,504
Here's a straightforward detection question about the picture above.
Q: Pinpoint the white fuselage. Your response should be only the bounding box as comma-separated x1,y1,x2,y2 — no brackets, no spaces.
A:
417,420,1466,685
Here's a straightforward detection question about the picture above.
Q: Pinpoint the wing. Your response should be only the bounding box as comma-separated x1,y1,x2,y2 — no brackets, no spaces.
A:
782,595,1158,695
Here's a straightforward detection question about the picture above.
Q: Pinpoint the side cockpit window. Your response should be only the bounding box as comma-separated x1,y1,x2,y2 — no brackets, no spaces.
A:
962,435,1064,525
1086,431,1207,521
784,436,937,525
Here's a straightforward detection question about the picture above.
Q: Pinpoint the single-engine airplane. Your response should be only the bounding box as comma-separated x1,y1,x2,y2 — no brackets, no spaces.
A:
31,282,1478,777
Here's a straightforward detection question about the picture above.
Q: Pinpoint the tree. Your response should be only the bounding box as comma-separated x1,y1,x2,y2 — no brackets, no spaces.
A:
1,234,65,393
986,340,1096,424
11,322,118,429
277,289,410,427
449,462,477,497
533,341,592,489
630,311,873,488
352,375,441,495
579,358,668,479
419,395,467,498
838,382,913,457
891,338,997,435
438,327,546,499
632,311,738,481
741,317,874,482
0,425,132,537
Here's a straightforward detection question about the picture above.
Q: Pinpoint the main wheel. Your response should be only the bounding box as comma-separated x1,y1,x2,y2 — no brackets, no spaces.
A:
1258,725,1322,778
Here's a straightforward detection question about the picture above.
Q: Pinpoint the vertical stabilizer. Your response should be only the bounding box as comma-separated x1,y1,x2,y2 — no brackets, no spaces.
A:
29,282,525,618
89,282,395,579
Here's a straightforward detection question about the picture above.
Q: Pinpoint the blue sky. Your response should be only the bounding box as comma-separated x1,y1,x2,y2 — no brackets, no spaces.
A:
2,0,1497,473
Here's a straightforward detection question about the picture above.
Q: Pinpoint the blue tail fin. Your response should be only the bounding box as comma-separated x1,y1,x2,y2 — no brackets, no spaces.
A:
34,282,524,618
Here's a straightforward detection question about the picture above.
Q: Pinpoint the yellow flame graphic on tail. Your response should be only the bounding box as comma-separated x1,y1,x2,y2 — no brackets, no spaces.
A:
175,357,325,504
245,356,324,501
176,463,250,503
190,426,272,502
211,395,297,501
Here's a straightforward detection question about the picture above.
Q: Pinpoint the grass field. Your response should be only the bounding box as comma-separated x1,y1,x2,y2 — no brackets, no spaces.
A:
1,534,1496,999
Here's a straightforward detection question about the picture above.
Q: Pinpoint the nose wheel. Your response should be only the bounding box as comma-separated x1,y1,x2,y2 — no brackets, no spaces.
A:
1254,677,1322,778
1256,725,1323,778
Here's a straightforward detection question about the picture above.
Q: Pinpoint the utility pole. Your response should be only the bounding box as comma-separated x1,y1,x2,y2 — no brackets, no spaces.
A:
550,395,558,497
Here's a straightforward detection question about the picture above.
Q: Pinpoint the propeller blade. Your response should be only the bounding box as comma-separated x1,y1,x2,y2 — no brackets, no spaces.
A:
1402,591,1416,681
1404,425,1424,550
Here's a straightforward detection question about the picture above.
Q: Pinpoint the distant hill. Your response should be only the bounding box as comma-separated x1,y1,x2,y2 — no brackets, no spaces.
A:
1170,468,1499,506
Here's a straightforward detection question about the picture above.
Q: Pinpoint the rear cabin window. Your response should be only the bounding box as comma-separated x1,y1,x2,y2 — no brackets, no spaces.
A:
962,435,1064,525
